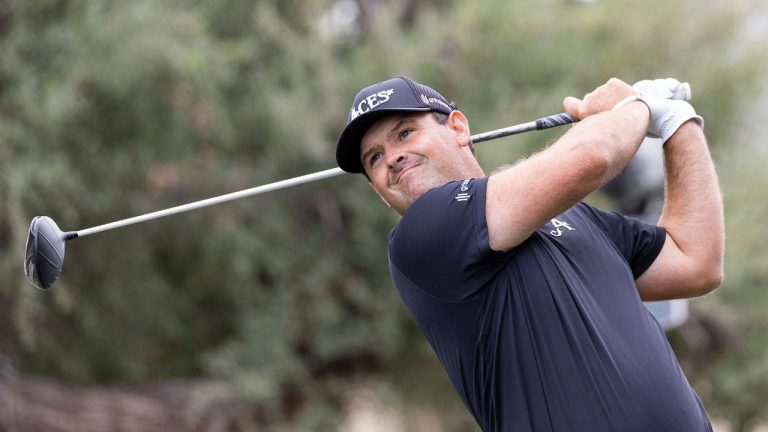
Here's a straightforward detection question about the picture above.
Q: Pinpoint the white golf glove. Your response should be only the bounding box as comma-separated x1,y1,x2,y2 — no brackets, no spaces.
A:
631,78,703,144
633,78,691,101
637,97,703,144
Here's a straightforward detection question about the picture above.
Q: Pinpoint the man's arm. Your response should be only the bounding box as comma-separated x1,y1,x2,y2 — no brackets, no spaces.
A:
635,122,724,300
486,78,649,251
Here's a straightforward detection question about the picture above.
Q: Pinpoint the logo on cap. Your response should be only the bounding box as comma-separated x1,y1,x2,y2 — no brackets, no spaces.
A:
420,94,452,112
350,89,396,121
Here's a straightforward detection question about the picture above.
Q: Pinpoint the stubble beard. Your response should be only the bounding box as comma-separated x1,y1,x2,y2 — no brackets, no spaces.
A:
396,162,453,212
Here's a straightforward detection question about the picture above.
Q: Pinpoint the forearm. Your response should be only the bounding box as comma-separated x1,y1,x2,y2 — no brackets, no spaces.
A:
486,102,648,250
658,122,725,292
595,101,651,182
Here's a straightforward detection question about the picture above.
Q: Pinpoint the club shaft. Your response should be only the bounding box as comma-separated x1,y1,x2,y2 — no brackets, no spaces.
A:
76,168,347,237
75,112,577,238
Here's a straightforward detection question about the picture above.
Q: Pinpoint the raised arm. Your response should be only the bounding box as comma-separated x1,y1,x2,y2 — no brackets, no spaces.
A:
486,78,649,251
635,122,724,300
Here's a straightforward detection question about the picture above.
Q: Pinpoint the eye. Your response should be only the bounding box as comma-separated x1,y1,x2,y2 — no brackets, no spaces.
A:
398,128,413,141
369,152,382,167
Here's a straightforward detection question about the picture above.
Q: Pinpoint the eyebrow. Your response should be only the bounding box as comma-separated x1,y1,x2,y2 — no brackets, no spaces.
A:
359,116,417,167
389,117,416,135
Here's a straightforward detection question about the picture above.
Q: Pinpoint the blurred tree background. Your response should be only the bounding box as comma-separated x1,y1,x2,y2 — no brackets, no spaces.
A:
1,0,766,430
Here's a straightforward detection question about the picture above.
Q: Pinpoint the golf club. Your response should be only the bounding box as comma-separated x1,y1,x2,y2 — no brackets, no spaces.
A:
22,76,695,290
23,112,579,291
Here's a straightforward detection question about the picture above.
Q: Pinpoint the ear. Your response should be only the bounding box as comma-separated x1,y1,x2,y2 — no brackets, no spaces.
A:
369,182,392,208
447,110,471,148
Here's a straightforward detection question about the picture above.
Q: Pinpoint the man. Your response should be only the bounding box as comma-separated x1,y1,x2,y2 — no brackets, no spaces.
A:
335,76,724,431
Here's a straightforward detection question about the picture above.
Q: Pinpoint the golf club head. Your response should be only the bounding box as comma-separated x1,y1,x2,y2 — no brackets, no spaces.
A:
24,216,74,290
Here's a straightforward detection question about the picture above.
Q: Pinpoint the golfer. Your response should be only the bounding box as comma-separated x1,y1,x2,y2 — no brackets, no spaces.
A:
336,76,723,431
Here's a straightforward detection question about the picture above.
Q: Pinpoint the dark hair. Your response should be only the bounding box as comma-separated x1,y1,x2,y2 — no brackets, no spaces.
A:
432,112,449,125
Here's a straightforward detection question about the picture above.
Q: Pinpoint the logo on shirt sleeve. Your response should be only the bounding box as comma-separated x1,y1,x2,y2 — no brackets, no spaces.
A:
454,179,471,202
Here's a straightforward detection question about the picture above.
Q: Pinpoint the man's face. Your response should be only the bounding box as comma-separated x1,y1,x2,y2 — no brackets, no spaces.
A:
359,111,479,214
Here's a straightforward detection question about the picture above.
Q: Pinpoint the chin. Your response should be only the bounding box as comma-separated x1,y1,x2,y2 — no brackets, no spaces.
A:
392,168,446,209
400,181,436,207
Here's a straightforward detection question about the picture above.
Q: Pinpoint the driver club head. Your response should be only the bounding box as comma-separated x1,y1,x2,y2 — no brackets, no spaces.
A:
24,216,76,290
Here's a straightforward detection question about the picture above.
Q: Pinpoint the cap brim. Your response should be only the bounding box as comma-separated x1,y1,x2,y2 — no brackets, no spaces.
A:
336,107,431,174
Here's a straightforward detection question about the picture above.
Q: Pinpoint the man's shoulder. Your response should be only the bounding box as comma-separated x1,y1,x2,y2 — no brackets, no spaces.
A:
387,176,503,303
400,177,488,221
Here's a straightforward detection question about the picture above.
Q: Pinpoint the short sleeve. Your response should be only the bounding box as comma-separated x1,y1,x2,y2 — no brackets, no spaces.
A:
579,204,666,278
388,177,508,302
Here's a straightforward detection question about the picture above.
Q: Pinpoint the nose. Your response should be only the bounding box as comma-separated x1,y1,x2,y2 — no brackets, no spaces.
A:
386,151,408,172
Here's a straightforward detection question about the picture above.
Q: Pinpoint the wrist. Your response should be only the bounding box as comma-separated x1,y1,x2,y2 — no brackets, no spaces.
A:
637,96,703,145
612,95,651,128
665,117,705,145
613,95,650,117
612,95,641,111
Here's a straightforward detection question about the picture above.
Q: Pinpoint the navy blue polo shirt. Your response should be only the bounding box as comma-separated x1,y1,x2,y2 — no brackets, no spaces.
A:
388,177,711,432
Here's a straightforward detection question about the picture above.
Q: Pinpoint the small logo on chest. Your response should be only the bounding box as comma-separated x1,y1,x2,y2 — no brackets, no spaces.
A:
549,218,575,237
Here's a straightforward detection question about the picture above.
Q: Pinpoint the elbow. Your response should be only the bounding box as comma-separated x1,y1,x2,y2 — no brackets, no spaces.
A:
693,248,726,296
705,266,725,294
690,265,724,297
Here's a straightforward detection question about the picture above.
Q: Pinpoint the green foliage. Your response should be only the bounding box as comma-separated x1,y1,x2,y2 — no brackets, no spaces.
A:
697,142,768,429
1,0,766,430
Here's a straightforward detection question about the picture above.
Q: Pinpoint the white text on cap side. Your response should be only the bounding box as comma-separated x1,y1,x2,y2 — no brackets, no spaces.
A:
420,94,452,112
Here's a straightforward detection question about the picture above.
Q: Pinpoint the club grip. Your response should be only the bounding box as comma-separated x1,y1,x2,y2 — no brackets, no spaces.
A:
535,113,578,130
